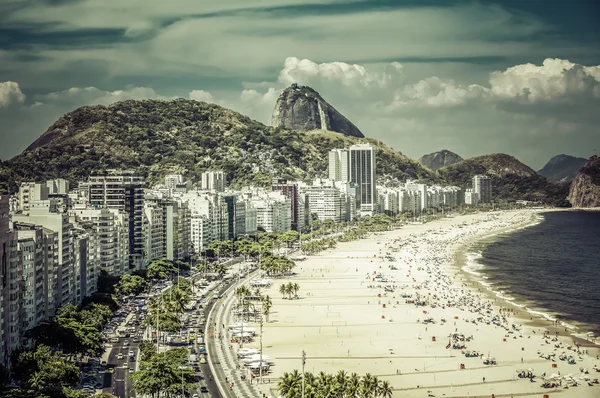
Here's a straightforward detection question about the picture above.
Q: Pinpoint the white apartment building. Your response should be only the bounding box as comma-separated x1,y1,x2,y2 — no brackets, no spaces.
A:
164,174,183,189
71,207,129,276
13,200,74,308
17,182,49,212
201,171,226,192
88,171,145,269
405,180,428,212
303,185,342,222
47,179,70,195
143,202,165,262
465,189,479,205
251,192,291,233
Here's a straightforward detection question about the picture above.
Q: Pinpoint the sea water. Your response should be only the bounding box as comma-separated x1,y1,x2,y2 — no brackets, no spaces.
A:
468,211,600,336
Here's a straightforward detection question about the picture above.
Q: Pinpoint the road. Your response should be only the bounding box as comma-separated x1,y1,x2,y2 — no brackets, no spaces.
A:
103,335,141,398
98,263,250,398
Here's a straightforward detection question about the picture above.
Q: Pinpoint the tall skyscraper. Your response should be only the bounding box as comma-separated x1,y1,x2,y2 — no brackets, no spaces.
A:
328,144,377,215
473,175,492,204
348,144,377,215
88,170,145,269
272,179,300,230
201,171,226,192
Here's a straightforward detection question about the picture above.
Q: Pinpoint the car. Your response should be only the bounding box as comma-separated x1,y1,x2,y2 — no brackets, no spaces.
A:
128,351,134,357
117,353,124,360
122,363,128,369
129,356,135,362
192,394,200,398
101,360,107,366
128,367,134,373
107,368,115,374
123,341,129,346
200,386,209,393
132,336,139,342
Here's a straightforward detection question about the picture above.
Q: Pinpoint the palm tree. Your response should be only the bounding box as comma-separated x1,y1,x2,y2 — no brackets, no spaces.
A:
361,373,376,398
334,370,349,397
346,373,361,398
377,380,393,398
262,295,272,322
279,283,288,299
165,287,189,313
278,370,302,397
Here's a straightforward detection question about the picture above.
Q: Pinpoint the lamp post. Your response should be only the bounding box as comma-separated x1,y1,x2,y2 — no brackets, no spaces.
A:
301,350,306,398
177,365,186,397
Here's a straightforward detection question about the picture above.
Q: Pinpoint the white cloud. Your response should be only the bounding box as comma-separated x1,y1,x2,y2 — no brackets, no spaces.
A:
489,58,600,102
188,90,214,102
0,81,25,107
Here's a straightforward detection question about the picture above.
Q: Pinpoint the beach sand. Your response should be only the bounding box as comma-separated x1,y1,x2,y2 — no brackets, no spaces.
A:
243,210,600,397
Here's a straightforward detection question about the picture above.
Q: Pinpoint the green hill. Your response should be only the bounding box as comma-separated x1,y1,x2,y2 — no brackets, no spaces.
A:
1,99,438,193
438,153,570,205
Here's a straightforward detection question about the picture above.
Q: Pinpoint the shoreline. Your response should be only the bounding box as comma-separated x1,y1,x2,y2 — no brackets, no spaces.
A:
452,210,600,356
247,209,600,398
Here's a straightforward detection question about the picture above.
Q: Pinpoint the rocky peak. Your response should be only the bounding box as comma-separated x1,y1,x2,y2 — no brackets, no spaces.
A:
568,156,600,207
418,149,463,170
271,84,365,138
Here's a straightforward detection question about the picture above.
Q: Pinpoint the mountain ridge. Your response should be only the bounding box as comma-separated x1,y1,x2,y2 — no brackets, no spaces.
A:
1,98,436,194
537,154,588,182
438,153,570,205
419,149,463,170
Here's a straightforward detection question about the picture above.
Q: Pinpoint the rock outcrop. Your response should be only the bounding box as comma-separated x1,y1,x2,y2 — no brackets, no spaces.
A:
271,84,365,138
568,156,600,207
537,154,588,182
418,149,463,170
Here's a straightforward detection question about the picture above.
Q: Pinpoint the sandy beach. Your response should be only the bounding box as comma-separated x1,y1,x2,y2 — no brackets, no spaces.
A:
242,210,600,397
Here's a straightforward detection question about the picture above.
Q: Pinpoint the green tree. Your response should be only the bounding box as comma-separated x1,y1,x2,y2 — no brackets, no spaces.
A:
262,295,273,322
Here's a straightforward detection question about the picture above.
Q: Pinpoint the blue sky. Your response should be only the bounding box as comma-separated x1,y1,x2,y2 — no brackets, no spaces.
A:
1,0,599,169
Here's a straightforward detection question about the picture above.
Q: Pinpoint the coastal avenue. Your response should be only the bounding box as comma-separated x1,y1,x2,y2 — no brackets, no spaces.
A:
99,262,250,398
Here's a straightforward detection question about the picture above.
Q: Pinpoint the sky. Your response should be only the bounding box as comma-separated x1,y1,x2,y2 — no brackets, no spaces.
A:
1,0,599,170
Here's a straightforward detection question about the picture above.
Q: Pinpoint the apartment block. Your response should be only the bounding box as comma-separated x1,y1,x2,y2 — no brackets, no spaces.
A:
88,171,145,269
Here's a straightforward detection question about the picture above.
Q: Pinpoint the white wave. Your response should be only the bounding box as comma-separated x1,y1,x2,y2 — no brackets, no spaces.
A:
525,308,558,323
462,251,484,277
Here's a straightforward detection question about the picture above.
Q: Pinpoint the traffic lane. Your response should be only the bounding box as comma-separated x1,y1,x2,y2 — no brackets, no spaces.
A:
200,279,240,398
113,366,126,398
101,344,121,394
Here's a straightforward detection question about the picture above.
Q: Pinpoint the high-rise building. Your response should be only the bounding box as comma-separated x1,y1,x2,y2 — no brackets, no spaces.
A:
201,171,226,192
328,149,350,182
88,171,145,269
0,195,16,366
272,179,300,230
12,200,74,308
473,175,492,204
348,144,377,215
329,145,377,216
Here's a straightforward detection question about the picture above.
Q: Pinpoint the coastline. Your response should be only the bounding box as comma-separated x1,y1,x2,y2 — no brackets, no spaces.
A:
453,208,600,356
246,209,600,398
452,210,600,356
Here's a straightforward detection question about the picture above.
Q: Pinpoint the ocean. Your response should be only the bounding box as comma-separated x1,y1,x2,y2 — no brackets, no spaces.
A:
464,210,600,337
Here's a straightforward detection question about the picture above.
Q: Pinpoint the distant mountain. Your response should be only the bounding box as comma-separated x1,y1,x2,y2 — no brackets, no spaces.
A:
271,84,365,138
1,99,437,194
568,156,600,208
438,153,570,205
537,154,588,182
419,149,463,170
